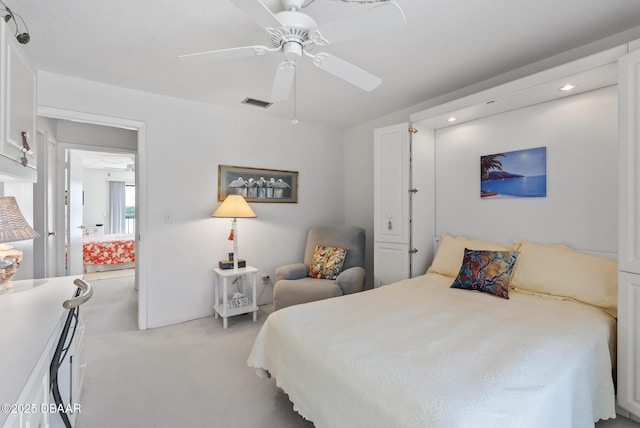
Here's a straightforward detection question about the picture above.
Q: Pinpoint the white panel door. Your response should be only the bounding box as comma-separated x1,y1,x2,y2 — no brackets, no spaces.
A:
374,123,409,245
67,150,84,275
619,48,640,275
618,271,640,417
374,242,409,288
619,47,640,420
47,136,59,277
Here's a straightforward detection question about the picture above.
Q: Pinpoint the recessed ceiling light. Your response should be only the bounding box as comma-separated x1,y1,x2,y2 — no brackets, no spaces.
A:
447,117,457,122
559,84,577,92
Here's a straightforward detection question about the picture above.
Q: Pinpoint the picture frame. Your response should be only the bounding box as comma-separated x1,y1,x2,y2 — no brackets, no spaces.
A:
480,146,547,198
218,165,298,203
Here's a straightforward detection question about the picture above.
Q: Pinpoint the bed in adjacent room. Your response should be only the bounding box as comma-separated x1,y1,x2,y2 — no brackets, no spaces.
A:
247,234,618,428
82,233,135,273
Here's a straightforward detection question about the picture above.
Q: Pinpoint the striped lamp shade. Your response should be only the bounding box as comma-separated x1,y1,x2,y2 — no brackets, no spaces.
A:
0,197,40,243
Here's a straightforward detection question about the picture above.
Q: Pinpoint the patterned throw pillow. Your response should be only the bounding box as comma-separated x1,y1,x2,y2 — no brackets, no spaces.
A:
309,245,348,280
450,249,519,299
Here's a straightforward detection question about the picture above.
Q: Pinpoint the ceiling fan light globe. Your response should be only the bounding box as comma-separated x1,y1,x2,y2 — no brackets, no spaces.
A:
283,42,302,59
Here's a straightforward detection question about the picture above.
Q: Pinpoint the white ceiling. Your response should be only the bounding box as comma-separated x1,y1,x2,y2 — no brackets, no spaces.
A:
10,0,640,128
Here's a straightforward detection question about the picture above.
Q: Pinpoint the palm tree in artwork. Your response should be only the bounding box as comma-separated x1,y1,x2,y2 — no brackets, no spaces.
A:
481,154,505,181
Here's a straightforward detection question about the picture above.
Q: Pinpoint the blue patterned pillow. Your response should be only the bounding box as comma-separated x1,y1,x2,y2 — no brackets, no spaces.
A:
450,249,519,299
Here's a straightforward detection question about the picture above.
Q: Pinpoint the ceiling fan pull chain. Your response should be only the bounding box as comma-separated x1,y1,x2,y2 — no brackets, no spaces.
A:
292,63,298,125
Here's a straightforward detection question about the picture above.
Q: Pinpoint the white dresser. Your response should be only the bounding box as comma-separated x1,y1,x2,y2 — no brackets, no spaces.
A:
0,276,87,428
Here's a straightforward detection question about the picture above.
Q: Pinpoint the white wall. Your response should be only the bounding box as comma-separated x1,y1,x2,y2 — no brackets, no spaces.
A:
38,71,345,328
57,120,137,150
344,85,619,285
431,85,618,253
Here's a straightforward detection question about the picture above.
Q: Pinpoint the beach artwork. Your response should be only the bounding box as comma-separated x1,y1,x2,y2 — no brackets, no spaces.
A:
480,147,546,198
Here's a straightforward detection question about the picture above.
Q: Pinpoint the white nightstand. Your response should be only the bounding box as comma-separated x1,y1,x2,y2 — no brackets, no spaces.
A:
212,266,259,329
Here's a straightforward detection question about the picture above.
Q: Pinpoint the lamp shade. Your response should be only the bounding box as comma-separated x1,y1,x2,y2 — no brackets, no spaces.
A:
212,195,256,218
0,197,39,243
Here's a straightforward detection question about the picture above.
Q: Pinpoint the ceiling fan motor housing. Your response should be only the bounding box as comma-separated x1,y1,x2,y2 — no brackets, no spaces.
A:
275,10,318,33
269,10,318,60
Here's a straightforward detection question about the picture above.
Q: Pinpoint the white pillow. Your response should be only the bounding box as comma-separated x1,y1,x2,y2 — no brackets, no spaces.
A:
510,240,617,317
427,233,514,278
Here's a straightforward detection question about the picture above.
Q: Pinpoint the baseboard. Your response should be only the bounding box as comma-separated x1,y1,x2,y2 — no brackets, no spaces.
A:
616,403,640,422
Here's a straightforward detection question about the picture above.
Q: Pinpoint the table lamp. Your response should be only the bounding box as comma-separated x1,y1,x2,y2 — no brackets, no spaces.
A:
0,196,40,291
212,195,256,271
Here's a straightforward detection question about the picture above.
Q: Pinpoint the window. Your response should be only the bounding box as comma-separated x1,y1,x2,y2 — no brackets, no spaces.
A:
125,184,135,234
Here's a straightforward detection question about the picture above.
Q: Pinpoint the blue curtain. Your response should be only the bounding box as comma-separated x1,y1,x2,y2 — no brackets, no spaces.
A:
109,181,126,234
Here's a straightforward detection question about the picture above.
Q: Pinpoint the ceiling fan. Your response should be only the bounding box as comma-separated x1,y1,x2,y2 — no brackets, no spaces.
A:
178,0,406,103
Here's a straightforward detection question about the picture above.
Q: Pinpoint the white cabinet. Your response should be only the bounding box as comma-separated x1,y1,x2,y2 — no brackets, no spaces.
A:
373,242,409,287
374,124,410,246
373,123,434,287
11,339,53,428
374,123,410,286
618,47,640,419
0,19,36,182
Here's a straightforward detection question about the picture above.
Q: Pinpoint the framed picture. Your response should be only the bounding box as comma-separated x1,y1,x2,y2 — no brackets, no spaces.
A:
480,146,547,198
218,165,298,203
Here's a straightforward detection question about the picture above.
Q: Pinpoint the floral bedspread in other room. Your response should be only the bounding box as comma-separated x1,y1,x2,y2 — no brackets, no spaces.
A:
82,233,135,265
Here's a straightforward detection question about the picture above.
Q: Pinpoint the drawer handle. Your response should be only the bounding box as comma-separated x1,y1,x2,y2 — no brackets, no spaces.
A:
63,279,93,308
20,131,30,167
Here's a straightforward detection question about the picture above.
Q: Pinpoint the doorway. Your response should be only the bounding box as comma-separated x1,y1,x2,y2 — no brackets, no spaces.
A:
36,106,148,330
65,148,137,277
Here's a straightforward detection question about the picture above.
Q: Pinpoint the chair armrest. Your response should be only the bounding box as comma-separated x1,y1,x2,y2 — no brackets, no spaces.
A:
275,263,309,282
336,266,365,295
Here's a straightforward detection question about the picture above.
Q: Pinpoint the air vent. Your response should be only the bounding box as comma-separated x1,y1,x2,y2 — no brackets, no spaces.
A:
242,97,272,109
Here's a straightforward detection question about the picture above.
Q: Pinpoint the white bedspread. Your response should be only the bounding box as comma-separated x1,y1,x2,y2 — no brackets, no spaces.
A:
247,273,616,428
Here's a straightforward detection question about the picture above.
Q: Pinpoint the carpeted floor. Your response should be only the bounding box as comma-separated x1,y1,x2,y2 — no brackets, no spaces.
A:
76,276,640,428
83,268,135,281
76,276,312,428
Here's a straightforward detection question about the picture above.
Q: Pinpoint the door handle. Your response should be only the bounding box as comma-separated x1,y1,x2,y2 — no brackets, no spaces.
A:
48,231,56,236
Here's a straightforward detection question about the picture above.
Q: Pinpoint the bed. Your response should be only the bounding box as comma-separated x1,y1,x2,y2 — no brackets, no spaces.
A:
82,233,135,273
247,235,618,428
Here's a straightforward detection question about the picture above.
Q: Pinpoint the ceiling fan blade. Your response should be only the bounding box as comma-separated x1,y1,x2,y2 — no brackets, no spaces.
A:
317,2,406,45
270,61,295,103
230,0,284,29
177,45,271,64
312,53,381,91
